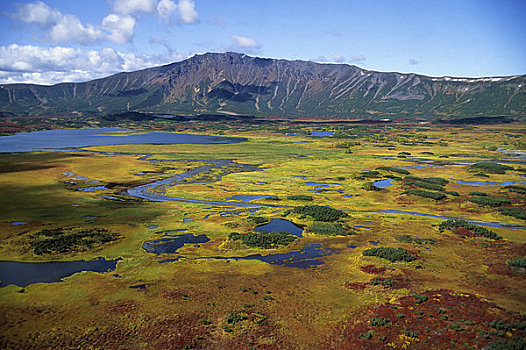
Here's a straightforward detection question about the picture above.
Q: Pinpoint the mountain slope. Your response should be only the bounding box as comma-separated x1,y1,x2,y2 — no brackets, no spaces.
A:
1,52,524,119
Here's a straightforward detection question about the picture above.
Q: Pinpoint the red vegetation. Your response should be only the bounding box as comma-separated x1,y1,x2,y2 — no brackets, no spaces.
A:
330,290,526,350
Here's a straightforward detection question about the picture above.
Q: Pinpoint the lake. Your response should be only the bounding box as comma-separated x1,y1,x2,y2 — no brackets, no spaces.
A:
0,128,246,153
0,258,120,287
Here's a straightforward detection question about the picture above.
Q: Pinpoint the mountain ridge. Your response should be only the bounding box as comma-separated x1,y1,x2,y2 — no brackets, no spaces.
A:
1,52,524,119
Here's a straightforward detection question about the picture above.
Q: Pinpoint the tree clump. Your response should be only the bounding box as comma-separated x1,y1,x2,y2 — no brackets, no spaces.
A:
307,222,356,236
229,231,297,249
292,205,348,222
402,189,446,200
498,207,526,220
470,162,514,174
376,166,410,175
438,219,502,240
469,195,511,207
362,247,417,262
29,227,120,255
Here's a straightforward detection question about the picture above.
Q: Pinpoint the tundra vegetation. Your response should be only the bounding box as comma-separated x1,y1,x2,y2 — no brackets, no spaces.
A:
0,118,524,349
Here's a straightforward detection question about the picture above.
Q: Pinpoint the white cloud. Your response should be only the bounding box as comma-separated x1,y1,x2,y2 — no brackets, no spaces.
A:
157,0,177,21
348,55,366,64
15,1,104,44
332,54,345,63
0,44,184,85
48,14,104,44
232,35,261,49
15,1,60,27
102,14,137,44
177,0,199,23
113,0,157,15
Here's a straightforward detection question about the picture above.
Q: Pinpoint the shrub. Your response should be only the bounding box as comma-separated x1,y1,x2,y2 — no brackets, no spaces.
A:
445,191,460,196
470,162,514,174
307,222,355,236
438,219,502,240
292,205,347,222
413,294,428,304
30,227,119,255
362,247,416,262
405,176,449,186
503,185,526,195
376,166,410,175
247,216,268,225
402,189,446,200
287,195,313,201
498,207,526,220
470,191,488,196
363,182,381,191
469,195,511,207
395,235,436,245
405,181,444,191
370,317,391,327
225,312,247,325
228,231,297,249
362,170,380,178
507,257,526,268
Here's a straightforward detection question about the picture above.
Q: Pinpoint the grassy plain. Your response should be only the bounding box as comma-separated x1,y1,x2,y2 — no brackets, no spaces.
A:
0,122,525,349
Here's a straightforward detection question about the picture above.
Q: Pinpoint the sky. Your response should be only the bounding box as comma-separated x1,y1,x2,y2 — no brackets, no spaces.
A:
0,0,525,85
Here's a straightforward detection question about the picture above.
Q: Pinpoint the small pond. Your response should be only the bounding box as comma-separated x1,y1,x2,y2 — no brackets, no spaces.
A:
254,219,304,237
226,195,271,202
142,233,210,255
292,131,334,137
0,258,120,287
373,178,394,188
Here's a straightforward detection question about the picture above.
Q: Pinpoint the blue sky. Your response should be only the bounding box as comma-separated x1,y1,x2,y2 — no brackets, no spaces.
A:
1,0,525,85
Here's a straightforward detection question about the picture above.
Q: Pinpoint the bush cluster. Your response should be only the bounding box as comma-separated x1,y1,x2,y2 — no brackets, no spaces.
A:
498,207,526,220
402,189,446,200
504,185,526,195
469,195,511,207
405,176,449,186
292,205,347,222
286,195,313,201
362,247,417,262
405,181,443,191
507,257,526,268
470,162,514,174
438,219,502,240
376,166,410,175
30,227,119,255
307,222,355,236
395,235,436,245
229,231,297,249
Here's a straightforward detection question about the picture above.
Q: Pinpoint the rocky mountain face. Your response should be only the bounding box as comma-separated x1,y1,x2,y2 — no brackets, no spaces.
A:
1,52,524,119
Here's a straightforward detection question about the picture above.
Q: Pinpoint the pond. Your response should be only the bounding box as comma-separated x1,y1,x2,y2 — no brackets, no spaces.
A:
292,131,334,137
455,180,526,187
0,128,246,153
254,219,304,237
142,233,210,255
226,195,272,202
165,244,335,268
373,178,394,188
0,258,121,287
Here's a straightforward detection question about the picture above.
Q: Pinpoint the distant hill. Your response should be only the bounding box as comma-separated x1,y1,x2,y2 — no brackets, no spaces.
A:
0,52,524,120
